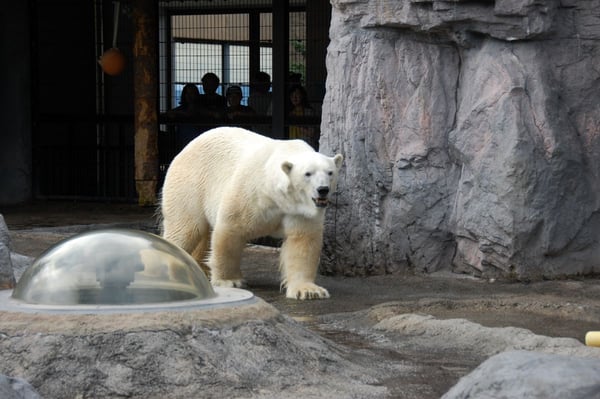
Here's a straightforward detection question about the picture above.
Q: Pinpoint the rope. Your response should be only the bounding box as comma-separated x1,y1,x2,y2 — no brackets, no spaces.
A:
112,1,120,48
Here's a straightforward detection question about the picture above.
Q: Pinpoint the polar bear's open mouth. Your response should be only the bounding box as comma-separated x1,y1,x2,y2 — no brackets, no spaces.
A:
313,197,329,207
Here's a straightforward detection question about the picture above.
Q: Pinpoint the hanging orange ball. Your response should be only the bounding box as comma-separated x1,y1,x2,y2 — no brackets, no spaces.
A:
98,48,126,76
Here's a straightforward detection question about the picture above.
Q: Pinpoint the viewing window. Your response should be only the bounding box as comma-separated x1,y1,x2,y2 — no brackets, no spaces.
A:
161,11,278,110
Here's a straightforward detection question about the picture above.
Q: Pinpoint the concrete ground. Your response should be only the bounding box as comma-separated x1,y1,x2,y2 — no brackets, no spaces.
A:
3,201,600,398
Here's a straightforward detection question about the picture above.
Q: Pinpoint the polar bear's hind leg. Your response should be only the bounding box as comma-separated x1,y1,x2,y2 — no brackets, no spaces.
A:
208,225,246,288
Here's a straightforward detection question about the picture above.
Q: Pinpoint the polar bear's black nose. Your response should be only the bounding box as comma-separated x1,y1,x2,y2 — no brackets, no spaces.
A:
317,186,330,197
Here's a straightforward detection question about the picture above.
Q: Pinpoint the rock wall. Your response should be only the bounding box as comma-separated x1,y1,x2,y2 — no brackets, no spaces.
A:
320,0,600,279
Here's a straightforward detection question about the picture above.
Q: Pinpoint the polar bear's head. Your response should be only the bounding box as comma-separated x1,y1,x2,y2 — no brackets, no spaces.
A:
281,152,343,213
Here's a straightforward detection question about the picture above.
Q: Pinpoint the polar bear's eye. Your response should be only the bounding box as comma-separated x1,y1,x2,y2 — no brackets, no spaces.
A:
305,172,312,177
328,171,333,176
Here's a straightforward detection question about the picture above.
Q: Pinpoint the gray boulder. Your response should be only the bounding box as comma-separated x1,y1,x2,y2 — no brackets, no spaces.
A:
10,252,33,282
0,215,15,288
442,350,600,399
321,0,600,279
0,375,42,399
0,300,387,399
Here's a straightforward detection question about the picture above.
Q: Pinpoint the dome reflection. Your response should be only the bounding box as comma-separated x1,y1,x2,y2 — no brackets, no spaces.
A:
12,229,215,305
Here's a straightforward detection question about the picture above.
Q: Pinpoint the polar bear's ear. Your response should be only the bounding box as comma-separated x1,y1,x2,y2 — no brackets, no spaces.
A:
333,154,344,169
281,161,293,175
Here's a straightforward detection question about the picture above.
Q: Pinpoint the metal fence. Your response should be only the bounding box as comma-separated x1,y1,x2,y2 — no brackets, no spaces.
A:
31,0,329,202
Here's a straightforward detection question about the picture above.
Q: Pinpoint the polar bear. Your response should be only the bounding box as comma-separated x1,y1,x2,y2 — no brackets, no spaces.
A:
160,127,343,300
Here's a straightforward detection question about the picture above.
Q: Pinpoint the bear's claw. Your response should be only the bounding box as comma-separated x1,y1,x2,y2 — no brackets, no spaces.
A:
286,283,330,300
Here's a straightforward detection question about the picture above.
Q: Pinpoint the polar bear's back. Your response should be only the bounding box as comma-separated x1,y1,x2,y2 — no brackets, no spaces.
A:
162,127,292,225
165,127,266,197
173,126,313,172
182,126,271,160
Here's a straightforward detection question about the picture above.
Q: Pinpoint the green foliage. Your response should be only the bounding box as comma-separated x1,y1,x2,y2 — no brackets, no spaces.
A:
290,40,306,81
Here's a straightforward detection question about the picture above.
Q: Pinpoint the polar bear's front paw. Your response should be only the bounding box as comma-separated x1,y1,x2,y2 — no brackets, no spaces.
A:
286,282,330,300
211,278,246,288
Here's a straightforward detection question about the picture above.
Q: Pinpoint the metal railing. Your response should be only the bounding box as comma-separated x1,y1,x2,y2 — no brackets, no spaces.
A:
33,113,320,201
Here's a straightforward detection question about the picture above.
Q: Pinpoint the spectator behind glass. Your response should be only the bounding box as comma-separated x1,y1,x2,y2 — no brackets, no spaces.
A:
199,72,227,120
166,83,204,150
167,83,202,118
249,71,272,116
249,71,272,135
288,84,318,149
226,85,256,123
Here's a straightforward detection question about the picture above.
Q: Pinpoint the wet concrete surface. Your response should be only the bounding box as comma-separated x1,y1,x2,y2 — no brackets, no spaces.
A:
3,201,600,398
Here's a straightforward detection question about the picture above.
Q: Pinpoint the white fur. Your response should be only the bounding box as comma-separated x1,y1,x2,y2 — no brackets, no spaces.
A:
161,127,343,300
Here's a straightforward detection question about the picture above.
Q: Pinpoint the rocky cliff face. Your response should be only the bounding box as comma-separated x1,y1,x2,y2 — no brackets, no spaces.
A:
320,0,600,279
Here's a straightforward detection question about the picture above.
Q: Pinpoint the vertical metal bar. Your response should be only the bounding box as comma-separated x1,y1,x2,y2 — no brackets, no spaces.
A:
271,0,289,139
223,42,230,85
30,0,41,198
305,0,330,102
94,0,105,198
249,11,260,83
132,0,159,206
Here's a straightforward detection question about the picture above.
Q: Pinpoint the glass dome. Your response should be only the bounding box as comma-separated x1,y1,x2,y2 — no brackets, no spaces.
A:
12,229,216,306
